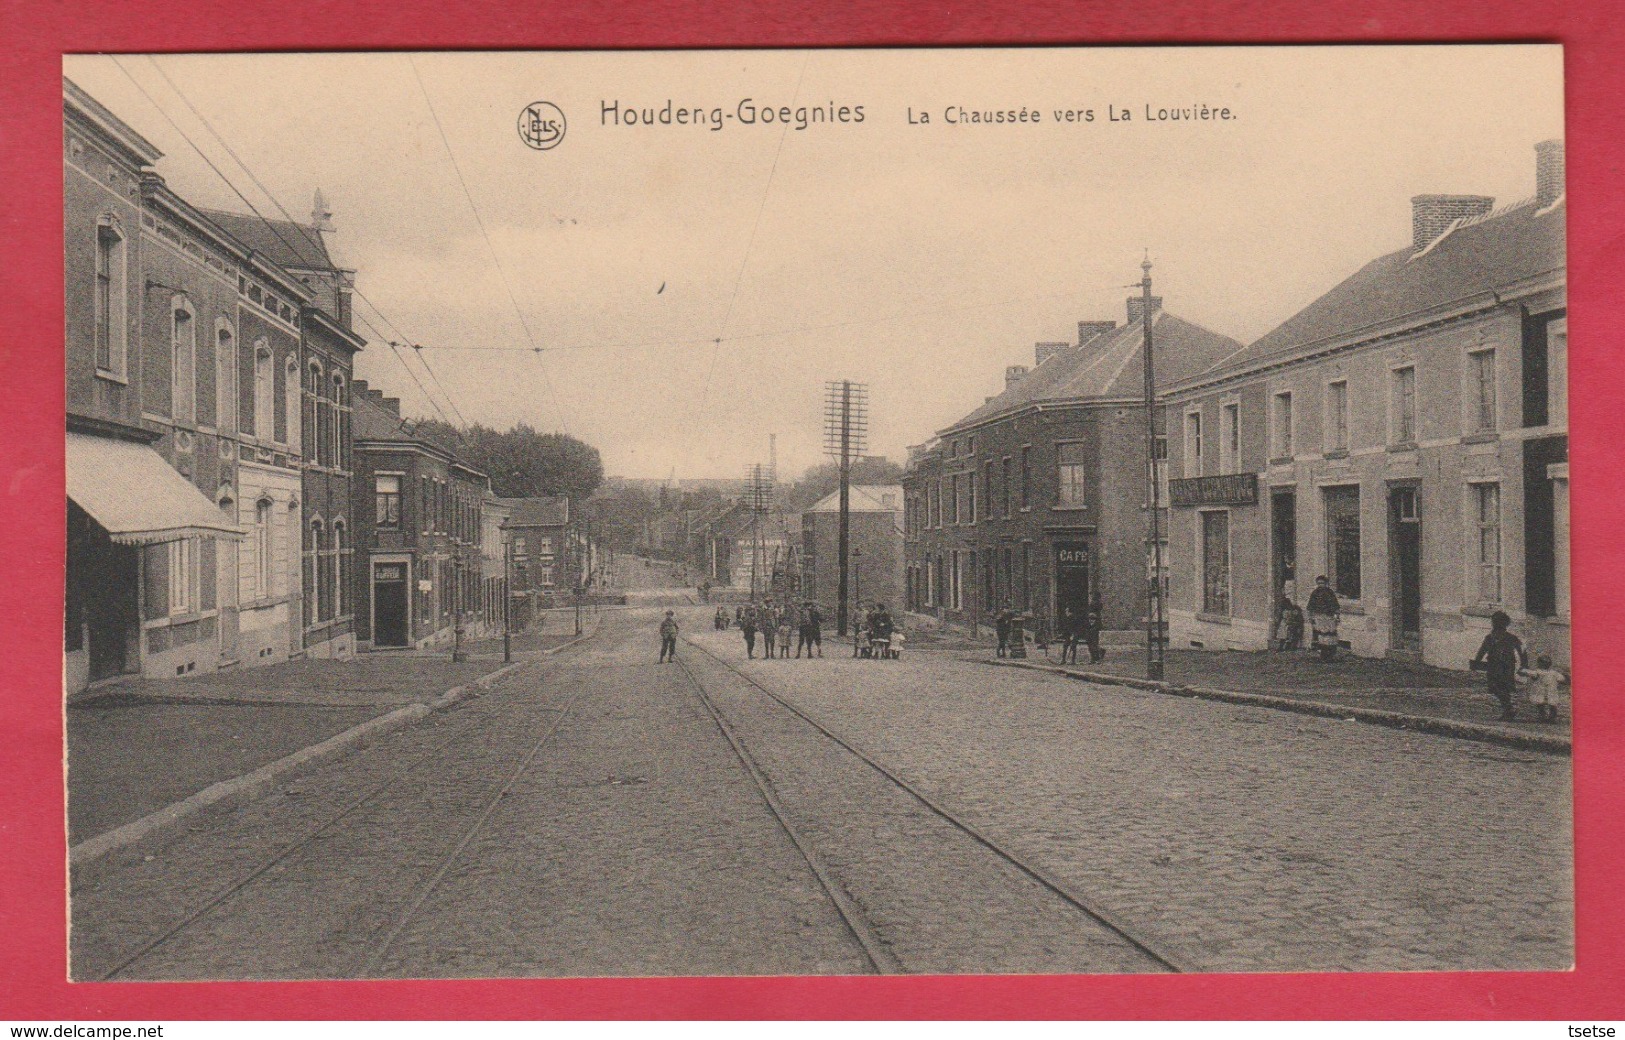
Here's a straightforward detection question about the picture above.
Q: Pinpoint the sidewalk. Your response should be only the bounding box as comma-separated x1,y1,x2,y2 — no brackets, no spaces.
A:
946,628,1569,750
68,655,499,844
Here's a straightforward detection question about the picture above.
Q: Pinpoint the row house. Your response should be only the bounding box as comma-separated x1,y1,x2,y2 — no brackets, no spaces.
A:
801,485,905,613
65,79,316,688
1162,140,1568,669
351,383,490,649
202,204,364,661
903,304,1241,637
495,496,575,608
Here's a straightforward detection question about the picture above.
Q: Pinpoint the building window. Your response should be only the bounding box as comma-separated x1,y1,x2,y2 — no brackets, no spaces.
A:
335,521,348,618
307,519,323,625
284,355,301,452
375,474,401,527
171,299,196,424
333,373,349,471
984,461,994,521
1391,365,1418,444
1201,512,1230,615
254,498,273,598
253,341,274,441
1548,318,1568,427
966,468,977,523
94,219,127,376
1272,391,1293,459
1184,410,1203,478
304,360,322,463
946,474,959,525
1323,485,1362,600
167,537,196,615
216,324,236,432
1002,457,1013,517
1020,447,1031,509
1221,402,1240,474
1469,348,1497,433
1472,483,1502,604
1325,380,1349,453
1057,442,1087,507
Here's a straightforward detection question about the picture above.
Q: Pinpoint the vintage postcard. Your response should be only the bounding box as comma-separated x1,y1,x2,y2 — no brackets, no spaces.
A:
61,45,1569,981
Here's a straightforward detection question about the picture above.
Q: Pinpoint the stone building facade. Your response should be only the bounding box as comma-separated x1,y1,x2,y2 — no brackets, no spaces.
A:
1161,141,1568,669
801,485,904,615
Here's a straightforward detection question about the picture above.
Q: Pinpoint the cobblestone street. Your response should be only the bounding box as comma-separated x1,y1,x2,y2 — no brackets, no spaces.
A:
70,604,1572,979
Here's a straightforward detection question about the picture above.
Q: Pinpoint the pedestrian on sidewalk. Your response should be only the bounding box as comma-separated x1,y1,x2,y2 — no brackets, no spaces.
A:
1275,594,1305,652
798,602,823,658
1307,576,1341,663
776,605,794,658
995,601,1015,658
1058,607,1079,664
1472,610,1528,721
1520,654,1569,723
1083,605,1104,664
658,611,679,664
741,604,759,659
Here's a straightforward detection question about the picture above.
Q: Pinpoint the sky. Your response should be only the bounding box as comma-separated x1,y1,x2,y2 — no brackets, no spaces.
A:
64,47,1564,480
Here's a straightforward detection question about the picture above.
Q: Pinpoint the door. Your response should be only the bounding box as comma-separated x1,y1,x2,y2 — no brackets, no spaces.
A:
85,541,137,682
373,560,409,647
1054,542,1092,625
1389,486,1423,651
1271,490,1297,624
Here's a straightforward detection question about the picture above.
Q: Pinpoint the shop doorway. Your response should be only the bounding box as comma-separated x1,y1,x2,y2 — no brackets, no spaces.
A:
372,560,410,647
1054,542,1092,627
1389,485,1423,653
1271,490,1297,628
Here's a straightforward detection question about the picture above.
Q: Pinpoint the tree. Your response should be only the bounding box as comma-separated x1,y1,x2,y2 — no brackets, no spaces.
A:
779,457,905,512
415,420,604,500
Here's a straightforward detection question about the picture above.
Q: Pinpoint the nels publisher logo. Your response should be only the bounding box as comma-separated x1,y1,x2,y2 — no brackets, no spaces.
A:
518,101,566,150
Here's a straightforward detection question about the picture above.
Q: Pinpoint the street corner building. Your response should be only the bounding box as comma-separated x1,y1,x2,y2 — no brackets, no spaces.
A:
351,385,495,650
1162,141,1568,670
64,77,363,690
800,485,905,613
494,494,579,611
902,299,1242,640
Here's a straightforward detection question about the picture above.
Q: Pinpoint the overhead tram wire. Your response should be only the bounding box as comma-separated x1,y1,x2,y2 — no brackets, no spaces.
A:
143,56,473,436
406,55,571,436
684,51,811,464
109,55,467,436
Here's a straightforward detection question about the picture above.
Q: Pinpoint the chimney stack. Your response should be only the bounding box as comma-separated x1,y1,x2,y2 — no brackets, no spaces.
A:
1035,341,1069,367
1411,194,1494,254
1535,139,1564,209
1078,320,1116,346
381,395,401,417
1005,365,1029,391
1127,296,1163,326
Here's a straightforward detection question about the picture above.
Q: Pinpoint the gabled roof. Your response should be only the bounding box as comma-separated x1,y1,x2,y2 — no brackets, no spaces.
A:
495,496,570,528
198,207,337,272
943,311,1243,434
1199,197,1566,382
353,392,465,464
804,485,904,513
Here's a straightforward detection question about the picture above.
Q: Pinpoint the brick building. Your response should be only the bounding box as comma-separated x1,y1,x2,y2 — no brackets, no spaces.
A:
903,305,1241,638
801,485,904,614
352,383,489,649
202,202,365,661
1162,141,1568,669
495,496,575,607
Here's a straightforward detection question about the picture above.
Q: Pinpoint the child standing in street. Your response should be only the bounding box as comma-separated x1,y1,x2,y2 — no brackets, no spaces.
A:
1520,654,1569,723
658,611,679,664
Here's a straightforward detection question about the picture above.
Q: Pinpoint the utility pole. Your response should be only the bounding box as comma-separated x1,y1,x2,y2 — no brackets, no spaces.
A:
503,535,513,663
824,380,868,637
1141,254,1167,681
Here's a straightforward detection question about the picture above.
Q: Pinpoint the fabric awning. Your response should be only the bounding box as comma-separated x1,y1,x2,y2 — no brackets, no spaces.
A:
66,432,243,544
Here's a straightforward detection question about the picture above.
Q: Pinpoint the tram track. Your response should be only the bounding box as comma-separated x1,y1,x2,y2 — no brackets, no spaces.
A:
89,649,587,982
679,635,1194,974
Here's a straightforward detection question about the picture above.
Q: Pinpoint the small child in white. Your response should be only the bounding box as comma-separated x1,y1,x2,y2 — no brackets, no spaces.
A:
1519,654,1569,723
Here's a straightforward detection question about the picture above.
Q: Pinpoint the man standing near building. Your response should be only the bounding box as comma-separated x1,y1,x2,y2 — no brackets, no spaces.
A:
995,601,1015,658
741,604,759,659
798,601,823,658
658,610,679,664
1307,576,1341,663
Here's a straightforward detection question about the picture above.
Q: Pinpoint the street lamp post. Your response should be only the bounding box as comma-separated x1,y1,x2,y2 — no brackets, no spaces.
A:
1140,254,1167,681
503,535,513,664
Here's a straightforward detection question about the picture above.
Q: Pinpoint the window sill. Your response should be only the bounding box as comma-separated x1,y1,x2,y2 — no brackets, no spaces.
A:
145,607,219,630
1462,431,1500,445
1386,441,1419,454
94,368,129,386
1195,611,1232,625
1051,504,1089,512
1461,603,1506,619
1323,449,1350,460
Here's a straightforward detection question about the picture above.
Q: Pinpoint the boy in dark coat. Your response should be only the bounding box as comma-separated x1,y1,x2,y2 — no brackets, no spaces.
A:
1472,610,1528,721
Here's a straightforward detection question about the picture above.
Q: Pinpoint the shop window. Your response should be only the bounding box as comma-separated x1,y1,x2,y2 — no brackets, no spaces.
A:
1323,485,1362,599
1201,512,1230,614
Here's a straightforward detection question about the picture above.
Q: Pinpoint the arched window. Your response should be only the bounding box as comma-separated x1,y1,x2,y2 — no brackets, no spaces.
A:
331,520,347,619
305,360,323,464
331,372,348,471
171,296,196,424
254,497,273,598
306,517,324,626
215,321,236,432
284,355,301,452
253,341,273,441
217,485,237,611
94,215,127,377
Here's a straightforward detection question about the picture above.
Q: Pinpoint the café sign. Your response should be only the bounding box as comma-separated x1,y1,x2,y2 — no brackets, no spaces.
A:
1168,473,1258,507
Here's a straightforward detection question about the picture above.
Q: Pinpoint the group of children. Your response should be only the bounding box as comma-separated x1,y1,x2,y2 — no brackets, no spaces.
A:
853,603,900,659
736,600,824,660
